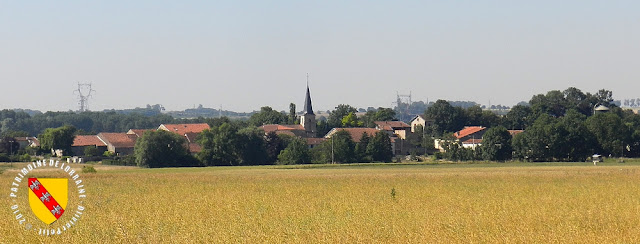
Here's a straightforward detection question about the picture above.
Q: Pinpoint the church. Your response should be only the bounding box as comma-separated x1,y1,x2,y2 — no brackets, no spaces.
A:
259,81,415,154
259,83,324,147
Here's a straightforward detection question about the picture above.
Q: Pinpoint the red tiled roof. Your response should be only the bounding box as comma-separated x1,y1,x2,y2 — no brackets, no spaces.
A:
325,128,380,142
184,132,199,143
188,143,202,153
454,126,486,139
127,129,154,137
260,124,305,133
374,121,410,131
13,137,40,147
14,137,33,142
306,137,326,145
274,130,297,137
508,130,524,137
72,135,106,147
98,133,138,148
159,123,210,135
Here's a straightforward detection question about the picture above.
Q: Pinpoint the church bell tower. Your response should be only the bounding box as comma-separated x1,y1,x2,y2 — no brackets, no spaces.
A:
300,76,316,136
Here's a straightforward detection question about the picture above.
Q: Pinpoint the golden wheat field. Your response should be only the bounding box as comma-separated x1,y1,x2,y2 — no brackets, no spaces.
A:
2,161,640,243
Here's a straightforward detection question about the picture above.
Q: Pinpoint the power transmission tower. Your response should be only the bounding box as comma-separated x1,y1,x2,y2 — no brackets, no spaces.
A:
74,83,95,112
392,91,412,121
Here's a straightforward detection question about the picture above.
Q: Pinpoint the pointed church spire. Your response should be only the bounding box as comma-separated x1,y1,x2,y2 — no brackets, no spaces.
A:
304,73,314,115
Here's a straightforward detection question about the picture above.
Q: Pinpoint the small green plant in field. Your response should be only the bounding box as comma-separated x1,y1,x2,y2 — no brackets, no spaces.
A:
390,187,396,200
82,165,97,173
20,154,31,162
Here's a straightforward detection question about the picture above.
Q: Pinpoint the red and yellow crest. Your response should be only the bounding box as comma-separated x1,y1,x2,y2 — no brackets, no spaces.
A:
27,178,68,225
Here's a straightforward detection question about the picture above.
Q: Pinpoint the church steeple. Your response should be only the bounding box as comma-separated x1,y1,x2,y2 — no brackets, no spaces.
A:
300,73,316,135
303,84,314,115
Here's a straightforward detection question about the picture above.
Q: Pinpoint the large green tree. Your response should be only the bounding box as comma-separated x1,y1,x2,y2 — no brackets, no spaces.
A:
355,132,371,162
277,137,311,165
341,112,363,127
367,131,393,162
361,108,396,128
466,106,501,128
503,105,533,130
331,130,356,163
197,123,241,166
424,100,467,136
557,110,598,161
265,131,286,164
236,126,268,165
288,103,297,124
248,106,288,126
512,115,556,161
480,126,512,161
586,113,630,157
38,125,77,155
134,130,196,168
328,104,358,128
512,111,598,162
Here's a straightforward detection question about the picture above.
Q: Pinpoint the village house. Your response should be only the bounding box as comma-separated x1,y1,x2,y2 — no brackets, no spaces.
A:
435,127,525,152
324,128,380,143
157,123,210,154
14,137,40,150
259,124,308,137
71,135,107,156
158,123,210,135
454,126,487,149
126,129,154,138
374,121,411,139
409,115,434,133
97,133,138,156
324,127,413,156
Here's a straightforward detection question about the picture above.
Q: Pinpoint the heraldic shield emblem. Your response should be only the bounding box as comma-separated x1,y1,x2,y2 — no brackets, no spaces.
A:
27,178,68,225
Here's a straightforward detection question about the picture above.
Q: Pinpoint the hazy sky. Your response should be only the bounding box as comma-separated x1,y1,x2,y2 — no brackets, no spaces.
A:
1,1,638,112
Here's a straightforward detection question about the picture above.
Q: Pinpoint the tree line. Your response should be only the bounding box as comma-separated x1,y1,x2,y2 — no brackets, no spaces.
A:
2,86,639,166
428,88,640,162
133,122,394,168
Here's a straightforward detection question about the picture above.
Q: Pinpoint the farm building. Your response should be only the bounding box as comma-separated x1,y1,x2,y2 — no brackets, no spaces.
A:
97,133,138,156
71,135,107,156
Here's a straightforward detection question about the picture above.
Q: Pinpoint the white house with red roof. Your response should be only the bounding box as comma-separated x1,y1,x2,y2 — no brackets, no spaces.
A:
434,126,487,151
454,126,487,149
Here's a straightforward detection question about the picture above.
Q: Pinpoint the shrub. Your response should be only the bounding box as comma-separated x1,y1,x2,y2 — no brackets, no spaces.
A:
84,146,100,157
434,152,443,160
20,154,31,162
82,165,97,173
